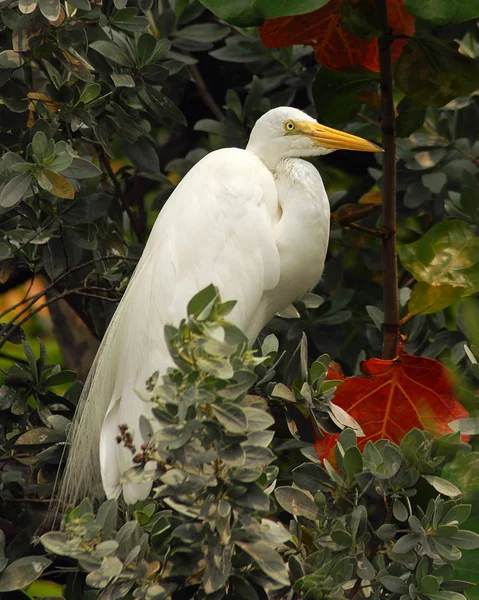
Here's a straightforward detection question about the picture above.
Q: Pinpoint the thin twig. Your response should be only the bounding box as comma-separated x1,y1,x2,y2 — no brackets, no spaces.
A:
0,256,137,346
0,289,83,349
358,112,381,128
346,222,386,237
98,152,144,242
188,63,224,121
0,255,136,321
376,0,400,360
0,352,28,364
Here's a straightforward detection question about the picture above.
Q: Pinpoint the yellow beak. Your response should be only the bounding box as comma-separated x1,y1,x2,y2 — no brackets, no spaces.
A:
297,121,383,153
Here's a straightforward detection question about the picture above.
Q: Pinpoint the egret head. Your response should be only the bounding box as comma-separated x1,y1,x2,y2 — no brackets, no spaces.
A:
246,106,382,170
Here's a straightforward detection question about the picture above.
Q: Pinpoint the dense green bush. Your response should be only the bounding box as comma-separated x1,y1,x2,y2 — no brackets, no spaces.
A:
35,291,479,599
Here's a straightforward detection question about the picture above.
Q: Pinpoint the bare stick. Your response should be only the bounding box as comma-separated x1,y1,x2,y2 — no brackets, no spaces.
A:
376,0,400,360
188,63,224,121
98,152,144,243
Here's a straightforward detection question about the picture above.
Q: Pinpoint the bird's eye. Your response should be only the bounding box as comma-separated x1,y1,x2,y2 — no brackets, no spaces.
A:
284,120,295,132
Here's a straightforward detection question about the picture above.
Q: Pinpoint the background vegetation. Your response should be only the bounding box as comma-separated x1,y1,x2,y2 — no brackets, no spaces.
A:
0,0,478,598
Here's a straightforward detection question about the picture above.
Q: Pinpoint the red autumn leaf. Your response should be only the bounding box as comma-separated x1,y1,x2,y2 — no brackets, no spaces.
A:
315,354,468,460
327,360,345,380
259,0,415,72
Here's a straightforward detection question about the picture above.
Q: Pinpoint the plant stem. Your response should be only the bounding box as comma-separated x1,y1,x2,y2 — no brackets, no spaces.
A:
376,0,400,360
188,63,224,121
98,152,144,243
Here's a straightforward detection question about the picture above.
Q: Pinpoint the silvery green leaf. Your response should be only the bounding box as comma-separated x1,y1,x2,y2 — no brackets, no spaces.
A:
0,174,32,208
271,383,296,403
274,486,318,521
38,0,60,21
86,556,123,588
60,158,102,179
0,50,24,68
235,541,289,586
18,0,37,14
0,556,51,592
111,73,136,87
424,476,461,497
212,403,247,434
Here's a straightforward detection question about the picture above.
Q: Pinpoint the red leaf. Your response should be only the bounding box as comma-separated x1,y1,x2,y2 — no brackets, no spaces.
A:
327,361,345,380
259,0,415,72
315,354,468,460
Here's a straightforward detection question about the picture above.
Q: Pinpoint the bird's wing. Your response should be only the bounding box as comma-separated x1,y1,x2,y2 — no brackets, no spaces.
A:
63,148,282,504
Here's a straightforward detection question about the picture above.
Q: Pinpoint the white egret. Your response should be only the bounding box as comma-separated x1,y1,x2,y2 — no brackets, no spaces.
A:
60,106,381,505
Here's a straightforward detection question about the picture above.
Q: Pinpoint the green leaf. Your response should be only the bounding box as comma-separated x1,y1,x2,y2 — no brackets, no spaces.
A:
424,475,462,497
200,0,330,26
48,153,73,173
342,446,363,481
44,370,77,386
449,418,479,435
24,580,64,599
187,284,218,317
67,0,90,9
140,84,187,126
340,0,381,41
235,541,289,586
15,427,65,445
212,403,247,434
274,486,319,520
90,40,132,66
111,73,135,87
447,531,479,550
0,174,32,208
422,172,447,194
404,0,479,24
32,131,49,162
380,575,409,594
19,0,38,14
0,556,51,591
396,96,427,137
406,282,466,318
0,50,24,69
399,220,479,295
175,23,230,43
123,137,159,174
38,0,60,20
61,158,102,179
313,68,377,125
395,38,479,107
393,498,408,522
393,533,421,554
375,524,398,541
79,82,101,104
138,33,156,65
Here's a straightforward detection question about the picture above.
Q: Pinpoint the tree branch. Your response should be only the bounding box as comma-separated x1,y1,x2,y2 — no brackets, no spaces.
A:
98,152,144,243
188,63,224,122
0,256,138,347
376,0,400,360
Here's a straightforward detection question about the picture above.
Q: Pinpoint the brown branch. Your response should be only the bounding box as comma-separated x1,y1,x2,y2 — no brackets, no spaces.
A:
376,0,400,360
0,256,137,345
188,63,224,122
98,152,144,243
357,112,381,128
0,289,89,349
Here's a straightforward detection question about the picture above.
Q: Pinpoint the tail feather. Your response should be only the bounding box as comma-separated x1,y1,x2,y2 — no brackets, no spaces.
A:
58,300,126,507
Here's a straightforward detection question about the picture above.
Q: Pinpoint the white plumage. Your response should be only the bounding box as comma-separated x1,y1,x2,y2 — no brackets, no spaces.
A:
60,107,380,505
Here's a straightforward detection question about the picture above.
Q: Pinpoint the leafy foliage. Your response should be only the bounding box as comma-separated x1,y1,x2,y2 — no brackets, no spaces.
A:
33,293,479,599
